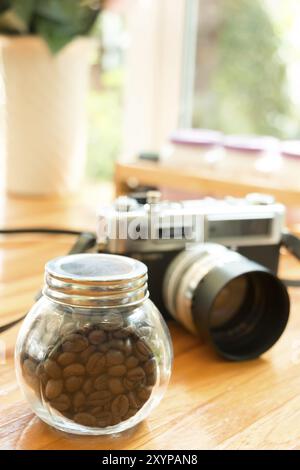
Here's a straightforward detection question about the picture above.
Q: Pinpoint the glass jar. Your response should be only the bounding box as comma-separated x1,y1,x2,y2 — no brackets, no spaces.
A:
15,253,173,436
161,129,224,171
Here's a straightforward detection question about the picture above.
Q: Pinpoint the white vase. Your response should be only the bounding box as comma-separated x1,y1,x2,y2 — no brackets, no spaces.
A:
0,36,93,195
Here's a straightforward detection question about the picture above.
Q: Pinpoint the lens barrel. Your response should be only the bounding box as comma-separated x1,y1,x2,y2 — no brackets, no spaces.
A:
163,244,289,361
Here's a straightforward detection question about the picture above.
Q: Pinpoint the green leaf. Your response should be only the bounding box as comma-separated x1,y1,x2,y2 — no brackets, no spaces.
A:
11,0,36,25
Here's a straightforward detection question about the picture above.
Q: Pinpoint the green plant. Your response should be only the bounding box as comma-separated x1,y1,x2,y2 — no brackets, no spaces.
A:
0,0,105,52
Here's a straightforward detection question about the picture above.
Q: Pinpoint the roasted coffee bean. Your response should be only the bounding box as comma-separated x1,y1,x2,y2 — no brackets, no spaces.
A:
44,359,62,379
135,340,152,361
108,365,127,377
127,367,145,383
57,352,77,367
82,378,94,395
97,411,112,427
36,364,48,386
73,391,86,411
23,358,37,376
123,338,133,356
146,373,157,387
139,326,152,338
108,339,124,350
123,408,137,420
137,386,152,402
90,406,104,418
88,329,106,345
125,356,139,369
127,391,139,409
63,363,85,378
113,327,133,339
143,357,156,376
106,349,124,367
100,314,123,331
98,342,110,353
45,379,63,400
50,394,71,412
62,334,89,353
108,378,125,395
86,352,106,376
74,413,97,427
123,378,136,391
79,345,96,363
87,390,111,407
65,376,84,393
94,374,108,391
111,395,129,418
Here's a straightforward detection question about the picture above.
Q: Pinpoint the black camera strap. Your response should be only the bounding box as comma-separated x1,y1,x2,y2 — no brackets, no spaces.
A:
281,230,300,287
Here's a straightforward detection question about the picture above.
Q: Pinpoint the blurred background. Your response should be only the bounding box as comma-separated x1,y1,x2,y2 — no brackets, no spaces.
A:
1,0,300,201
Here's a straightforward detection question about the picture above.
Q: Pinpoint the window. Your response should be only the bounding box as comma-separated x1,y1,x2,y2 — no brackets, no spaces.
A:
185,0,300,139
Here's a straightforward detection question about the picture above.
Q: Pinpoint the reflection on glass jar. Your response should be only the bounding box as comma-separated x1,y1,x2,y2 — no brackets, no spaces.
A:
15,254,173,435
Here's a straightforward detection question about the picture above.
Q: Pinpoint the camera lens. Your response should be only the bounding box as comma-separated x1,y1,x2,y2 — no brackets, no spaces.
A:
209,276,247,328
163,244,289,361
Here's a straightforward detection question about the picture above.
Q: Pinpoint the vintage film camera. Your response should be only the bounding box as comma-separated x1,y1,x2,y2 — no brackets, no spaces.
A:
96,192,290,361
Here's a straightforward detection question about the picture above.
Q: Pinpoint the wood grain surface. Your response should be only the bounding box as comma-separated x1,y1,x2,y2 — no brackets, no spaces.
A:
1,184,300,450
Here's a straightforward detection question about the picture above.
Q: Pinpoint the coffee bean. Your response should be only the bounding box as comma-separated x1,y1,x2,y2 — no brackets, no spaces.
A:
86,352,106,376
98,342,110,353
123,338,133,356
111,395,129,418
82,378,94,395
127,391,139,409
62,334,88,353
137,386,152,402
45,379,63,400
123,378,136,391
63,363,85,378
73,391,86,411
65,376,84,393
79,345,96,363
74,413,97,427
36,364,48,386
90,406,104,418
57,352,77,367
97,411,112,427
135,340,152,361
123,408,137,420
106,349,124,366
127,367,145,383
143,357,156,376
125,356,139,369
108,378,125,395
87,390,111,407
113,327,132,339
94,374,108,391
50,394,71,412
23,358,37,376
88,329,106,345
100,314,123,331
147,373,157,387
108,365,127,377
44,359,62,379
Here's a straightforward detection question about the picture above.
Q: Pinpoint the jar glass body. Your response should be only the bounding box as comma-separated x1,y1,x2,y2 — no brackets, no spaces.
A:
15,296,172,435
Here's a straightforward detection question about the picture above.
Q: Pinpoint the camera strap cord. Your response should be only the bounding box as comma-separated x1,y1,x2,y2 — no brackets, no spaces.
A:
0,228,97,334
1,227,300,334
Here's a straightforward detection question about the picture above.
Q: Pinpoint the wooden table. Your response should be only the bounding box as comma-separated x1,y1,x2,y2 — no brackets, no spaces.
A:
115,160,300,207
1,184,300,450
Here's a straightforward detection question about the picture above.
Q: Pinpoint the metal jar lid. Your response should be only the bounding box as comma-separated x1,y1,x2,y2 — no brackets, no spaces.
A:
43,253,148,308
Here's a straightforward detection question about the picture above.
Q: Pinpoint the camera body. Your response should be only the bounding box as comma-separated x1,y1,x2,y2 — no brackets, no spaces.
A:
96,193,285,317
